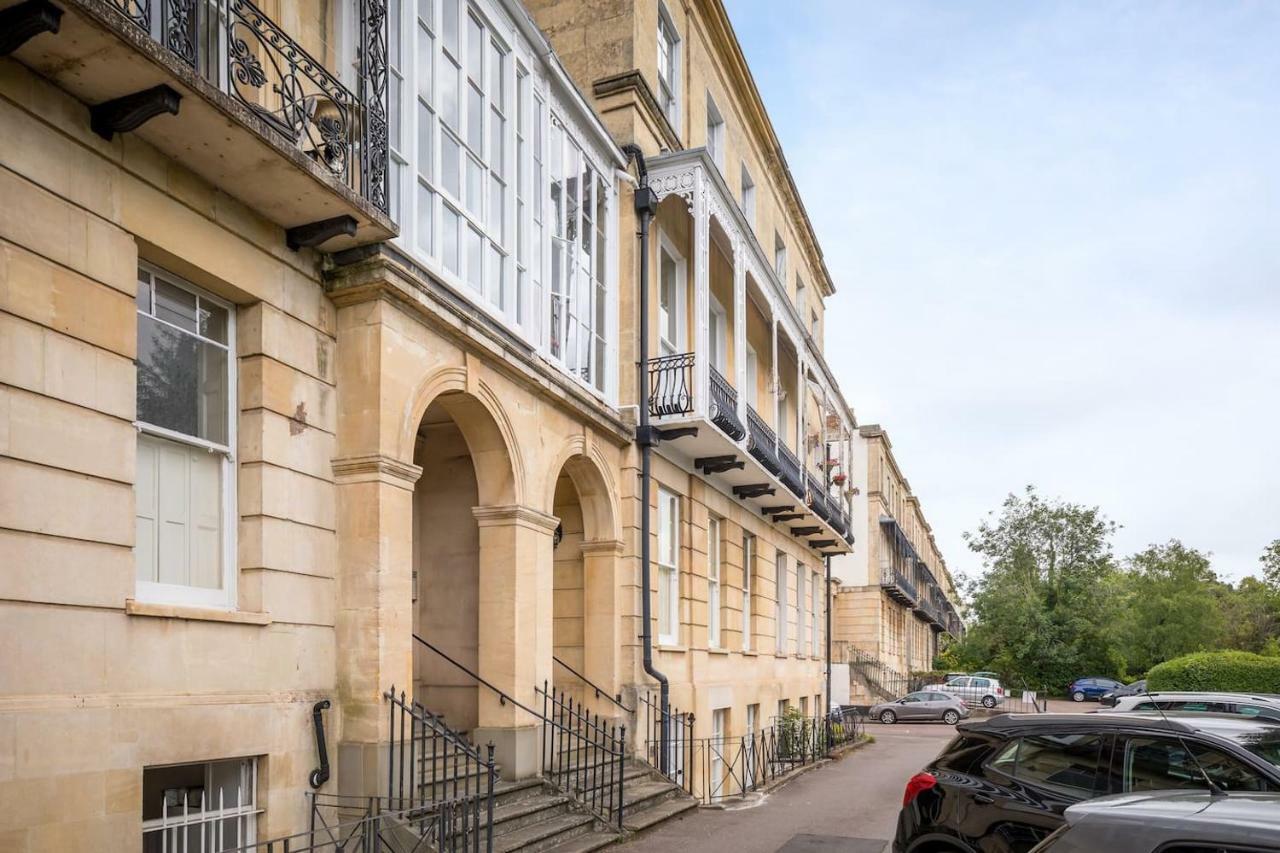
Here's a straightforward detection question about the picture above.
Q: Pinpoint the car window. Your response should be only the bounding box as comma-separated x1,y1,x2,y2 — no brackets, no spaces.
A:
1235,705,1280,723
1122,736,1268,793
974,678,991,689
1170,701,1230,713
946,677,971,688
988,734,1109,796
903,693,929,703
931,693,951,702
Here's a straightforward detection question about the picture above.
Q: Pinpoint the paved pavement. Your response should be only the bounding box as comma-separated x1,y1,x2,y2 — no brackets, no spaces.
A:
616,722,958,853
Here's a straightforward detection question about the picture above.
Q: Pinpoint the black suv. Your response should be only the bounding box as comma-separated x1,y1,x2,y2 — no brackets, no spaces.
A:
894,712,1280,853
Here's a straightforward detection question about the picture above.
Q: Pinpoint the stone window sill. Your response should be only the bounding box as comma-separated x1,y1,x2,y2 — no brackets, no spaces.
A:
656,644,687,654
126,599,272,626
741,649,758,657
707,647,730,656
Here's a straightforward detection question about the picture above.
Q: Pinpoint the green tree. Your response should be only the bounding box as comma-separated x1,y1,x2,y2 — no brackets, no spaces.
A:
1218,576,1280,655
1262,540,1280,591
1119,540,1222,672
960,486,1126,691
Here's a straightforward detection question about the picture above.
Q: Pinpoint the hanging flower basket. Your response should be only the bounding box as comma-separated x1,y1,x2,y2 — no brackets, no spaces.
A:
832,473,847,486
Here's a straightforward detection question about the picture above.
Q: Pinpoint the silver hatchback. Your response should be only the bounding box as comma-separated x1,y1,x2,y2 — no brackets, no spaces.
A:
870,690,970,725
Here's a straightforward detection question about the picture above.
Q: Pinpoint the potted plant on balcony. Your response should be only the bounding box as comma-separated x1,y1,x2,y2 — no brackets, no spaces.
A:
832,472,847,486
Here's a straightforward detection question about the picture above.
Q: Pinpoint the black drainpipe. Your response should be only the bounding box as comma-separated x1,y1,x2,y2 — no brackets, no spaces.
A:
622,143,671,772
825,554,833,722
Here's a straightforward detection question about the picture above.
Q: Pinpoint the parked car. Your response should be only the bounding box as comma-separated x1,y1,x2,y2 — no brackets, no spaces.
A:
926,675,1006,708
871,691,970,726
1109,691,1280,722
1029,790,1280,852
971,671,1000,679
892,712,1280,853
1067,676,1125,702
1098,679,1146,707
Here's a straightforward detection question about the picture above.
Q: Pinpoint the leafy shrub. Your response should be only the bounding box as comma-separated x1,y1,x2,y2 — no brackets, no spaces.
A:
1146,650,1280,693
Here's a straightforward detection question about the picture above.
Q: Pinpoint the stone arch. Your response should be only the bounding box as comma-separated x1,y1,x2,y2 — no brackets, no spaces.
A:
401,363,524,506
544,434,620,544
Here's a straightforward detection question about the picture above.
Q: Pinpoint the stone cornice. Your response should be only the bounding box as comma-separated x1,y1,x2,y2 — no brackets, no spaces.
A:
325,246,633,448
332,454,423,489
473,504,561,533
579,539,626,556
592,70,681,153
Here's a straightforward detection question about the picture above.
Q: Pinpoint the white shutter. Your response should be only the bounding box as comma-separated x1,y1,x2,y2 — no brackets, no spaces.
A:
135,436,160,583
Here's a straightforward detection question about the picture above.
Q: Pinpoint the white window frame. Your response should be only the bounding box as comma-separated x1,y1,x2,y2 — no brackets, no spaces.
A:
657,229,687,355
708,295,727,372
134,262,237,610
709,708,727,801
657,486,681,645
774,233,786,281
707,515,721,648
774,550,787,654
656,2,681,131
742,532,754,651
744,344,758,409
796,562,806,656
811,569,820,656
740,162,755,229
705,92,725,170
141,757,260,851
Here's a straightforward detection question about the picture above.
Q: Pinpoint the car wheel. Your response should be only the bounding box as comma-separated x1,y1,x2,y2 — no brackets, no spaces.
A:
1072,691,1085,702
943,710,960,725
880,710,897,725
981,695,996,708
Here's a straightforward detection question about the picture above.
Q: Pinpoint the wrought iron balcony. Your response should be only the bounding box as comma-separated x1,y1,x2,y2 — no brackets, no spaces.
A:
880,565,918,606
9,0,393,247
708,364,745,441
806,473,833,524
745,406,781,475
777,442,805,501
649,352,695,417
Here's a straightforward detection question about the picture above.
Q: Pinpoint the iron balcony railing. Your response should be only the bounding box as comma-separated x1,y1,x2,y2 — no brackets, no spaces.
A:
745,406,781,475
806,473,833,524
708,364,746,440
880,564,918,605
648,352,695,417
104,0,389,212
777,442,805,501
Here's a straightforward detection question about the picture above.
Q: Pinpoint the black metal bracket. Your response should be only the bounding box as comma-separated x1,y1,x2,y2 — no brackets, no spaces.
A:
286,215,358,251
762,505,795,515
90,85,181,141
636,424,698,448
0,0,62,56
809,539,837,549
790,526,822,536
308,699,331,789
771,513,805,522
696,455,743,475
732,484,776,499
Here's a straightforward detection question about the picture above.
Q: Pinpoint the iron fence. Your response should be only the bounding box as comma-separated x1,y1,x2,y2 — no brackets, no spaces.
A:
538,682,627,830
708,363,745,440
385,687,495,852
638,690,695,786
649,352,695,417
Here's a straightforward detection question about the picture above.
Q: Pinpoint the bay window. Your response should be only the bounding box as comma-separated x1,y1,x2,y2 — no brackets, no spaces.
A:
134,264,236,608
389,0,613,396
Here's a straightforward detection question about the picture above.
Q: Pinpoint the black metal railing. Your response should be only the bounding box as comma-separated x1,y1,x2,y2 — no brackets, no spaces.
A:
649,352,695,417
639,690,695,786
708,364,745,440
777,442,805,500
806,473,833,524
538,682,626,830
838,644,914,703
652,711,862,805
224,792,483,852
553,655,634,714
105,0,389,212
384,688,495,853
745,406,781,475
880,565,918,605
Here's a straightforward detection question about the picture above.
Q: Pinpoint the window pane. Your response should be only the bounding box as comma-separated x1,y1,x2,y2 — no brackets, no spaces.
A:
417,0,432,26
442,205,460,274
137,315,228,445
490,177,504,244
442,131,461,198
197,299,227,343
155,278,197,332
416,181,434,256
466,226,483,291
136,433,223,589
1124,737,1267,793
417,101,434,181
441,0,458,55
1013,734,1107,796
441,59,460,129
467,84,484,151
466,156,483,215
466,15,483,82
136,270,152,311
416,26,433,100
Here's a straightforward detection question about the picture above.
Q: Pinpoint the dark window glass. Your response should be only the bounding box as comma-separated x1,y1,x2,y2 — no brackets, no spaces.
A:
1123,737,1268,793
993,734,1108,796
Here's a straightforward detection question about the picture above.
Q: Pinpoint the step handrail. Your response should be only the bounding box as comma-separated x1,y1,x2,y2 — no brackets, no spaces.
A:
552,655,635,714
413,633,544,721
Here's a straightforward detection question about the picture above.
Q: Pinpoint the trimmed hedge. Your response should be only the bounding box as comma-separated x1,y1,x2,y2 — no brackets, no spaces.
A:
1146,651,1280,693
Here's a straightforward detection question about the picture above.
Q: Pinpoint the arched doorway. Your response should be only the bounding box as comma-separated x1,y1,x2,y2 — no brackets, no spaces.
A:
410,390,519,735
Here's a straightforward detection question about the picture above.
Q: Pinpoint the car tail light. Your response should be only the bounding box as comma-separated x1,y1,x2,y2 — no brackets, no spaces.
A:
903,772,937,807
997,686,1004,695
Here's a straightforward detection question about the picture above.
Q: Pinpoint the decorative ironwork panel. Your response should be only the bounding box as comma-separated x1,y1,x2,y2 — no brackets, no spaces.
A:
360,0,389,213
777,442,805,500
708,364,745,441
649,352,695,417
746,406,781,475
109,0,151,30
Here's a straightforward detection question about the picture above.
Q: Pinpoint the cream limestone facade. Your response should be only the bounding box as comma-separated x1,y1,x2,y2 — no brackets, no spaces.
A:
832,426,963,697
525,0,859,749
1,0,867,849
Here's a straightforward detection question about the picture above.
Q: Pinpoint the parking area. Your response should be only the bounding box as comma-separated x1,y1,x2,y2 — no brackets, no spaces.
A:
618,723,960,853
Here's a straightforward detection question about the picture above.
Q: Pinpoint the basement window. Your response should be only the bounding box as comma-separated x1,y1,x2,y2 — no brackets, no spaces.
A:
142,757,261,852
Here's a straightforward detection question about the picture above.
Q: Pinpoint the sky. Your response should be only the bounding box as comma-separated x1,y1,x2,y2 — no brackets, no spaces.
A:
725,0,1280,583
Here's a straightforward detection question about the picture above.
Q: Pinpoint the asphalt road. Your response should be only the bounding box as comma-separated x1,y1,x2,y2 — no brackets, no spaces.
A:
617,721,958,853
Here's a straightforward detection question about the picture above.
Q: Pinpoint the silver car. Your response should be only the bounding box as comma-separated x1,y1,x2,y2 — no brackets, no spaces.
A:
925,675,1006,708
1031,790,1280,852
1109,691,1280,722
870,690,970,725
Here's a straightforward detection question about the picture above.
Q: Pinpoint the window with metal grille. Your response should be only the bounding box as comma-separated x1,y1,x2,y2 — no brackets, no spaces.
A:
142,758,260,852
